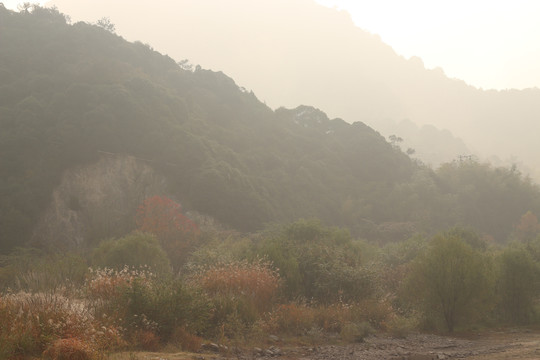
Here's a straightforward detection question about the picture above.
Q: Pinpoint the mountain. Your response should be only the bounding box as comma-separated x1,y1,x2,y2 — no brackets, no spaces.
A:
46,0,540,178
1,5,539,254
0,5,414,252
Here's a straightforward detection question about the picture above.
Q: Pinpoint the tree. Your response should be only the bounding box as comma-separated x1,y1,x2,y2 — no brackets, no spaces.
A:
257,219,373,303
177,59,194,71
406,233,492,332
136,196,199,237
514,211,540,244
96,17,116,33
17,2,32,13
497,246,539,323
135,196,200,270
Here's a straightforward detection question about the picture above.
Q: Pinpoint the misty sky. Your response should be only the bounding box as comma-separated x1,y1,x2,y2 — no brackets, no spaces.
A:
2,0,46,8
3,0,540,90
315,0,540,90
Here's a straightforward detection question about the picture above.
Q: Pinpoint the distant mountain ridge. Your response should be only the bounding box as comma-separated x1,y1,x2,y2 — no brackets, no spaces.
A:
47,0,540,178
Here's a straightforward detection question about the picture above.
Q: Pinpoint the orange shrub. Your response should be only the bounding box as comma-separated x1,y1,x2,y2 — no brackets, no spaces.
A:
267,303,315,335
133,330,160,351
313,302,352,332
172,327,203,352
86,266,154,300
0,292,126,359
43,338,94,360
193,259,280,313
264,299,396,336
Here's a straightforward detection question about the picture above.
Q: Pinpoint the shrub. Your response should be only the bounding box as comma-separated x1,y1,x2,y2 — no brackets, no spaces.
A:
312,303,349,333
496,246,539,324
133,330,160,351
86,266,154,302
0,292,125,359
0,249,88,294
263,298,396,337
91,232,171,275
208,294,258,339
171,328,203,352
95,273,213,343
266,303,315,335
386,314,419,338
193,259,280,313
349,299,396,330
43,338,94,360
404,234,493,332
340,322,373,343
258,220,372,303
186,258,281,339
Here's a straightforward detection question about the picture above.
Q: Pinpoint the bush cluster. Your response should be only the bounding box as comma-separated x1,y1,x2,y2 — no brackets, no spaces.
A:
3,216,540,357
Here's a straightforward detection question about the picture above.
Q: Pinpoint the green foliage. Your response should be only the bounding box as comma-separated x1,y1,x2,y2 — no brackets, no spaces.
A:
92,232,171,275
120,278,213,340
184,232,254,270
496,245,540,324
86,267,213,342
405,232,493,332
340,322,374,343
208,294,258,339
444,226,488,251
435,161,540,242
258,220,374,303
381,234,427,267
0,248,88,293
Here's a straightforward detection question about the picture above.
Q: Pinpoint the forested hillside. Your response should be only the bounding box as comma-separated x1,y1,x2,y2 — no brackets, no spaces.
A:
0,6,539,254
48,0,540,177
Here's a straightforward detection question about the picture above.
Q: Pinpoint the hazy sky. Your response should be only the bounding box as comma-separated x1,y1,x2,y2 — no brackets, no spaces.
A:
315,0,540,90
2,0,46,8
4,0,540,90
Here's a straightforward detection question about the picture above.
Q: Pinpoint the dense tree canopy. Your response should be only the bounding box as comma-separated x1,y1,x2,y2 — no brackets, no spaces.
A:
0,6,539,253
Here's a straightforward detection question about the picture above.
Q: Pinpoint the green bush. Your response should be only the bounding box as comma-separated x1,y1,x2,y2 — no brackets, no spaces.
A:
209,294,258,340
340,322,373,343
119,278,213,341
92,232,171,275
404,233,493,332
257,220,373,303
496,246,539,324
0,248,88,294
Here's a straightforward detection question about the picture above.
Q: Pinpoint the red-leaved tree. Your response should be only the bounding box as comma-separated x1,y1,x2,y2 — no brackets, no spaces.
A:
515,211,540,244
135,196,200,269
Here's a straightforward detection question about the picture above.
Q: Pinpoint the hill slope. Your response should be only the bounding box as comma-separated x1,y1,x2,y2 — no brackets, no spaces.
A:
1,6,539,254
0,6,416,252
47,0,540,177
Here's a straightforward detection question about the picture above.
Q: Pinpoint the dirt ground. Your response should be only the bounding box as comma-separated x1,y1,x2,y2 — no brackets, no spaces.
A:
117,330,540,360
276,330,540,360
